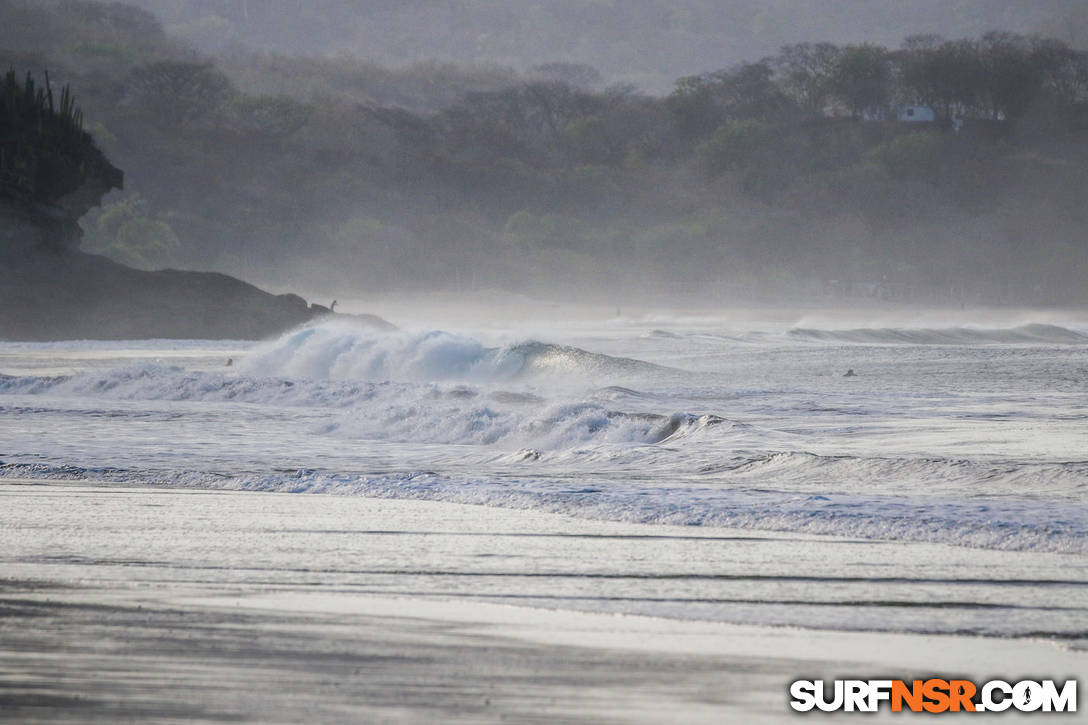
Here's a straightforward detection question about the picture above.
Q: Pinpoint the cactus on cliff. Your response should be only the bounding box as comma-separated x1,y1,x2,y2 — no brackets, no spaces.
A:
0,69,121,206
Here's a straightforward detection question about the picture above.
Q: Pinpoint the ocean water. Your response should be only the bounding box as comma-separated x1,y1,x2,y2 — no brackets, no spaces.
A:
2,311,1087,637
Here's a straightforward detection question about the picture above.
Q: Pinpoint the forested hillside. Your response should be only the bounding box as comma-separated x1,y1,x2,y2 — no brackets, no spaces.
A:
3,0,1087,304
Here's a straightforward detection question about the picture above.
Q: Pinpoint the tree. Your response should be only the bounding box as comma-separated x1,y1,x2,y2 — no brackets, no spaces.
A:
707,61,795,122
773,42,842,115
866,131,946,178
697,120,776,173
830,44,893,116
978,32,1039,120
1029,37,1088,108
899,39,983,118
80,195,179,269
901,34,944,53
667,61,794,142
667,73,724,139
442,82,601,162
530,62,603,90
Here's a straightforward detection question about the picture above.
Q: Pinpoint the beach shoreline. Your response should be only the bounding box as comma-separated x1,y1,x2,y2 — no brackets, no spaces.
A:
1,479,1082,722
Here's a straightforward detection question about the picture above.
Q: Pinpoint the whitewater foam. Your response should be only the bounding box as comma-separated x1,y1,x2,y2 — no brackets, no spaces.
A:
2,460,1083,555
0,361,721,451
2,318,1086,559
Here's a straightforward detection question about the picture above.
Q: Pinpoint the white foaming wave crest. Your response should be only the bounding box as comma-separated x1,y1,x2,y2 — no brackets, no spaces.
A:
335,400,619,448
2,462,1084,555
788,323,1088,345
241,322,664,383
0,372,70,395
332,396,727,449
0,364,719,451
243,324,515,381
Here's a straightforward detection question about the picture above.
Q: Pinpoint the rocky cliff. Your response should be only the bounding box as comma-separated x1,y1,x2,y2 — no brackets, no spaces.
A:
1,71,373,341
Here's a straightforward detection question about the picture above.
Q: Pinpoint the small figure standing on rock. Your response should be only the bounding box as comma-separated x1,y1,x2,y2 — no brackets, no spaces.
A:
843,369,856,377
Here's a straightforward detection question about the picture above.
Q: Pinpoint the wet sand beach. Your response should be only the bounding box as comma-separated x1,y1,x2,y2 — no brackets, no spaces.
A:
1,479,1083,723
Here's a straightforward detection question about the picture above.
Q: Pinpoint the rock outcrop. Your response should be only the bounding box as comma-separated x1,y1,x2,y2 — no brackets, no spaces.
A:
1,71,377,341
2,250,329,340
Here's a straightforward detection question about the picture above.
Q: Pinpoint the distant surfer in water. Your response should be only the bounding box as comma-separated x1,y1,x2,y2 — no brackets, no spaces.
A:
843,369,856,377
226,358,233,367
330,300,338,313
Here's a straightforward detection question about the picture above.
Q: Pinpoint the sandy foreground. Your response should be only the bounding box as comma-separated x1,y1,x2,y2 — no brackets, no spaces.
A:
0,479,1083,723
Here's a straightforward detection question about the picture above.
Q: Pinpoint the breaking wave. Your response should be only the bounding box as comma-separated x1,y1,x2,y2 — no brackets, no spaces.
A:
327,397,726,449
243,322,665,381
0,363,719,450
3,322,1086,557
788,323,1088,345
